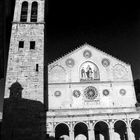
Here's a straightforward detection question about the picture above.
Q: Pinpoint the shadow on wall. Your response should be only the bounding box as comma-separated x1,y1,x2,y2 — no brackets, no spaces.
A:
1,81,46,140
134,79,140,107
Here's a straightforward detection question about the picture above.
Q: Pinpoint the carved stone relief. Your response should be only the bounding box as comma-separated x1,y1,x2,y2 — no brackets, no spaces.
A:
113,64,128,80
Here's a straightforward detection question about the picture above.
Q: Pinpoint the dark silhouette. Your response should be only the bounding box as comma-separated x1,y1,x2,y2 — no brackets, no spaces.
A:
1,82,46,140
134,79,140,107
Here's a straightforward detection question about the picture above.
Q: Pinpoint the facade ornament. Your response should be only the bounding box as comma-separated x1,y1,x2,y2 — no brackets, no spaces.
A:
65,58,75,68
102,58,110,67
73,90,81,98
113,64,128,80
80,61,100,81
103,89,110,96
54,91,61,97
83,50,92,58
84,86,98,101
120,89,126,95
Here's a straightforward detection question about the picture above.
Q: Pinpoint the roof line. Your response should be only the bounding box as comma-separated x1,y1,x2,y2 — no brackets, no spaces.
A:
48,43,130,66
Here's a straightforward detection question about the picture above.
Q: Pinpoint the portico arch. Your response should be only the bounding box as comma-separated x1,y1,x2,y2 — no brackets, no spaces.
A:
131,119,140,140
74,122,88,140
114,120,128,140
55,123,69,139
94,121,109,140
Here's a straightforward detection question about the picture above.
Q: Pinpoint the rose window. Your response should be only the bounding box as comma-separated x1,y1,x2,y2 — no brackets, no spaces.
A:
84,86,98,100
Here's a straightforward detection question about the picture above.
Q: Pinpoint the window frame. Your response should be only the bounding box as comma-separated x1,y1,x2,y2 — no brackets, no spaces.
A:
20,1,28,22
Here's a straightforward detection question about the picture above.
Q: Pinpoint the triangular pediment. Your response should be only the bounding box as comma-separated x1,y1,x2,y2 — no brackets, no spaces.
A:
48,43,129,67
48,43,131,83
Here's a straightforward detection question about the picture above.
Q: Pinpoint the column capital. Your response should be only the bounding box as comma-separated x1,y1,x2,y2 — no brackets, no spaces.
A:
88,128,94,131
69,129,74,132
127,126,132,129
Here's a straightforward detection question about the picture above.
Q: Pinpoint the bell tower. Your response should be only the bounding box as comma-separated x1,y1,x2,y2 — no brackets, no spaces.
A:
4,0,45,102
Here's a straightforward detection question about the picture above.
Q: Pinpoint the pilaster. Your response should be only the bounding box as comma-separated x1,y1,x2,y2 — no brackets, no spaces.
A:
88,121,95,140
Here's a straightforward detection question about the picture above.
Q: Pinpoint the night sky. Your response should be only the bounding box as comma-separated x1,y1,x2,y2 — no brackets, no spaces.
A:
0,1,140,111
47,1,140,80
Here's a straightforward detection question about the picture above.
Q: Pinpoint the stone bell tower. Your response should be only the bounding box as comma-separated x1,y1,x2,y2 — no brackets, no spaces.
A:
4,0,45,102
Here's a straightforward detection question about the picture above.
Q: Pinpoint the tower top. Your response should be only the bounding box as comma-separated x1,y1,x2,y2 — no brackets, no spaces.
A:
13,0,45,23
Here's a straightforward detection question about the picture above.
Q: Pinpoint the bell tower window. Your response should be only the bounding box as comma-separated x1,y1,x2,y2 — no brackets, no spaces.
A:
31,2,38,22
19,41,24,48
36,64,39,72
20,1,28,22
30,41,35,49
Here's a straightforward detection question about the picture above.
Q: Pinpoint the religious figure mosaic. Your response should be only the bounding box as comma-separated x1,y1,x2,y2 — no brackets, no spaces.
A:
80,61,100,81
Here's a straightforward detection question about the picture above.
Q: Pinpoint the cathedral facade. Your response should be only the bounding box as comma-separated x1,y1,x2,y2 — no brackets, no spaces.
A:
4,0,140,140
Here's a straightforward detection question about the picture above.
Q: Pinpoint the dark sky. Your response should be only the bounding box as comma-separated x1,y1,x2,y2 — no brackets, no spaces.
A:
0,1,140,111
46,1,140,80
4,1,140,80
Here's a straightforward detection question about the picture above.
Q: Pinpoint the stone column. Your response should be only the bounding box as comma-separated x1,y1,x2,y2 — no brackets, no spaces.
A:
109,124,115,140
88,128,95,140
49,131,55,138
69,129,74,140
27,2,31,22
127,126,135,140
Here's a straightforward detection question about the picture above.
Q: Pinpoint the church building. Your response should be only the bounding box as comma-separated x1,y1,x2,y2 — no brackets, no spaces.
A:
4,0,140,139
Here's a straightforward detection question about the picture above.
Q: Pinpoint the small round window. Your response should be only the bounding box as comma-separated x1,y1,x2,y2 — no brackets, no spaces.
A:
54,91,61,97
83,50,92,58
73,90,81,98
102,58,110,67
120,89,126,96
103,89,109,96
65,58,75,68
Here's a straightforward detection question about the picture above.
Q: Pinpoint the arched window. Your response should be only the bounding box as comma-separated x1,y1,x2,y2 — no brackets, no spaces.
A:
20,1,28,22
80,61,100,81
31,1,38,22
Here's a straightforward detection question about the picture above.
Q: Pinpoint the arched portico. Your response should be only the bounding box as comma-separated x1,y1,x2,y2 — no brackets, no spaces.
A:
114,120,128,140
94,121,109,140
74,122,88,140
55,123,69,139
131,119,140,140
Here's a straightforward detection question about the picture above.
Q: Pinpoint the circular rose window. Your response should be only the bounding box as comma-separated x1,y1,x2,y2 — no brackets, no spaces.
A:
120,89,126,95
83,50,92,58
54,91,61,97
73,90,81,98
102,58,110,67
84,86,98,100
103,89,109,96
65,58,75,68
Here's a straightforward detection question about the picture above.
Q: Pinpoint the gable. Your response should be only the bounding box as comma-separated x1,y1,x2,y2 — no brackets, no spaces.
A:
48,43,132,83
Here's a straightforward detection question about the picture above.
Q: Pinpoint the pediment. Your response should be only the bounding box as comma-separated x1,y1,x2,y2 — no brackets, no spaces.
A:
48,43,131,83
